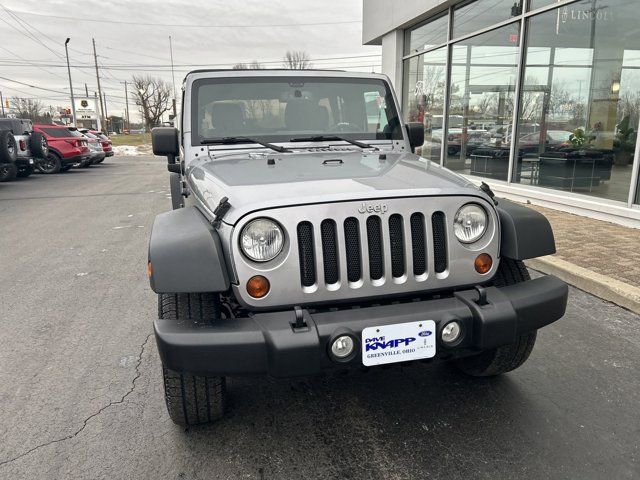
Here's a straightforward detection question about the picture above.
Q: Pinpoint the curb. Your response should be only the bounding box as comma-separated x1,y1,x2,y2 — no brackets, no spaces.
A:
526,256,640,315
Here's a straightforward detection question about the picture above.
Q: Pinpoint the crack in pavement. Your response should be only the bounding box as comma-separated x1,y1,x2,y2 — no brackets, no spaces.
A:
0,333,154,468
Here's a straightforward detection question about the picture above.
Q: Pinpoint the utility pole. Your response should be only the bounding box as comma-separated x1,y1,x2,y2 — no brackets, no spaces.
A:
92,38,106,132
94,91,101,131
85,83,89,97
103,92,109,133
0,90,5,117
122,80,130,131
64,38,77,125
169,35,177,118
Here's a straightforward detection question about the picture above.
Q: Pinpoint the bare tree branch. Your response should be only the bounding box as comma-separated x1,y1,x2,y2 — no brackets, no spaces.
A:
282,51,312,70
232,61,263,70
130,75,172,130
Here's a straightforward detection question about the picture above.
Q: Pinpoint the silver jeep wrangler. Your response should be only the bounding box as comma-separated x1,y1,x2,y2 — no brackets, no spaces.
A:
149,70,568,426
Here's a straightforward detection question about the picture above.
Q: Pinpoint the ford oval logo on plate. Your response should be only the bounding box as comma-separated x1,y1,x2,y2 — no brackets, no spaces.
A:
418,330,433,337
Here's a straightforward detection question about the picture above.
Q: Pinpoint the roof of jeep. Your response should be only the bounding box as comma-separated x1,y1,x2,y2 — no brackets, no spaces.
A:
183,69,390,83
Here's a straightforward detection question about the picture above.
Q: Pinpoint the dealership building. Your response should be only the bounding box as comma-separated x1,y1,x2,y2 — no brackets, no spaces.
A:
363,0,640,227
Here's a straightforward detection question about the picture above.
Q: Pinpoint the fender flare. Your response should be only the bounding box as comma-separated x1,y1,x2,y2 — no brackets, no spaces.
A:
496,200,556,260
169,172,183,210
148,206,230,293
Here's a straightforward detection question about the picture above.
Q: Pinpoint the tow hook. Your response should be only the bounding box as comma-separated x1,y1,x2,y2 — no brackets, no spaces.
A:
474,286,489,306
291,306,309,332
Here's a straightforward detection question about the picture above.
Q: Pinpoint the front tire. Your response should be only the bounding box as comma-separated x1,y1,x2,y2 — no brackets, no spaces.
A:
158,293,226,426
454,258,537,377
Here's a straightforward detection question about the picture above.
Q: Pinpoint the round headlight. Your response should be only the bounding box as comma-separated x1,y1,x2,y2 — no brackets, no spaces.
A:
454,204,487,244
240,218,284,262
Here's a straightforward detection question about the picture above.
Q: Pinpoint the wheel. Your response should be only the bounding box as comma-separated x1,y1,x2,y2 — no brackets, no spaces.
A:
38,152,62,174
454,258,536,377
29,132,48,158
81,161,91,168
0,163,17,182
17,165,34,178
158,293,226,426
0,130,18,163
491,257,530,287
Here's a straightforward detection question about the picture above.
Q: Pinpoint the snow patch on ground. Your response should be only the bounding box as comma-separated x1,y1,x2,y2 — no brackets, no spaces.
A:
113,145,153,156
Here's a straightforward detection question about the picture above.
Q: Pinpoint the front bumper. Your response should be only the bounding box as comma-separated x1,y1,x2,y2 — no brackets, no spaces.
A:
105,150,114,157
155,275,568,377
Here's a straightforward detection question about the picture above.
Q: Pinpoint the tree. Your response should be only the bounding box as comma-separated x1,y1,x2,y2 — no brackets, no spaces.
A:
130,75,172,129
232,60,263,70
282,51,311,70
11,97,45,121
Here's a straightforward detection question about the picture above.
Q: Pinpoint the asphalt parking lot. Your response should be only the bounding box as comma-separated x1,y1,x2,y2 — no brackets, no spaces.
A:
1,155,639,479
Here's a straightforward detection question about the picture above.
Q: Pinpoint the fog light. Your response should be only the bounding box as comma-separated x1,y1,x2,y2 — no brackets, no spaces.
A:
246,275,270,298
331,335,355,359
441,321,461,344
474,253,493,274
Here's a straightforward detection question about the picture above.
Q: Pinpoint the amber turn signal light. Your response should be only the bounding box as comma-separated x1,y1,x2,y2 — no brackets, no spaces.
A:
247,275,270,298
147,261,153,278
474,253,493,274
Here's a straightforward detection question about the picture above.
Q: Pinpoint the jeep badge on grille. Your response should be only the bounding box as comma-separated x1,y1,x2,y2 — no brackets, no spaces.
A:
358,202,388,214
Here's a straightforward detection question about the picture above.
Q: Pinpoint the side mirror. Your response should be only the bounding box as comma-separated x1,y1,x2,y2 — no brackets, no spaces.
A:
406,123,425,152
152,127,179,163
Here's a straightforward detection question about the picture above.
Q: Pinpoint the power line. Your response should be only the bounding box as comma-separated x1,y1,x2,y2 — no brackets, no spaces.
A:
0,45,67,80
0,53,382,70
1,9,362,28
0,5,64,59
0,76,69,95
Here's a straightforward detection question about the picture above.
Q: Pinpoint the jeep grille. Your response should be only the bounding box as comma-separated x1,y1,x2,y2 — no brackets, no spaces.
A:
231,196,499,309
297,211,448,288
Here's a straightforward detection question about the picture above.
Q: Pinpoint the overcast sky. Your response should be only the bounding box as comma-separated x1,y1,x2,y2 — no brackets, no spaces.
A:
0,0,380,121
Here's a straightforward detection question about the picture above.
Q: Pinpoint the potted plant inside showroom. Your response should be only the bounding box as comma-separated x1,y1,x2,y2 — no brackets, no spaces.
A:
569,128,589,149
613,115,636,166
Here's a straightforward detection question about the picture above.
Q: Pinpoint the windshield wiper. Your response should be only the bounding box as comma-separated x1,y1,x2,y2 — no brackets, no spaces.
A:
289,135,378,150
201,136,290,153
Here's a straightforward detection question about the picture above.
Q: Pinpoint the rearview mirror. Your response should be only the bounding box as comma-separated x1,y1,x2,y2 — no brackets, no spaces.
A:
152,127,179,162
406,123,425,153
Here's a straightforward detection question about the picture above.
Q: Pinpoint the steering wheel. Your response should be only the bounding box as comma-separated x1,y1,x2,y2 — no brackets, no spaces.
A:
329,122,363,133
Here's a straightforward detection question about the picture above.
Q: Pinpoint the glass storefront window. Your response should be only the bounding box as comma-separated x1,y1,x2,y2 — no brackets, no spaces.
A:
404,14,449,55
453,0,522,39
402,48,447,162
513,0,639,203
444,23,520,179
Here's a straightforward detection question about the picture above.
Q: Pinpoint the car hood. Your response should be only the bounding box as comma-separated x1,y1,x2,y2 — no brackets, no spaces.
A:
187,149,488,225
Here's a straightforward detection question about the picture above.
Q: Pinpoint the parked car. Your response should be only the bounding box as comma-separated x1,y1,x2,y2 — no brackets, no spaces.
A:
149,69,568,426
33,124,91,173
87,131,113,158
517,130,573,152
78,128,106,164
0,118,48,181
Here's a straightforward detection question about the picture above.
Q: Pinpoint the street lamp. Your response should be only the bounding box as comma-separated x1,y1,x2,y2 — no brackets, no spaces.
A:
64,38,77,125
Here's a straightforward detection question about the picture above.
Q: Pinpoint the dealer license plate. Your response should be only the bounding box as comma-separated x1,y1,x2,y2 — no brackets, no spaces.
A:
362,320,436,367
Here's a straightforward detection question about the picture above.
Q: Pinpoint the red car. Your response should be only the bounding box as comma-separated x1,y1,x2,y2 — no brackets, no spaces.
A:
33,124,91,173
90,130,113,157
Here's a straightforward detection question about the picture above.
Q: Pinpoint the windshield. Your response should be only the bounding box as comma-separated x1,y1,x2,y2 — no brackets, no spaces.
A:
191,76,403,145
